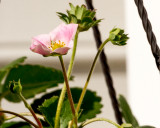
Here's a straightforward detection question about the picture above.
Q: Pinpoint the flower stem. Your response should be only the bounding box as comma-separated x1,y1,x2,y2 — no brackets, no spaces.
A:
54,31,79,128
18,93,43,128
58,55,77,127
79,118,121,128
67,31,79,77
76,38,110,113
6,112,44,121
0,110,38,128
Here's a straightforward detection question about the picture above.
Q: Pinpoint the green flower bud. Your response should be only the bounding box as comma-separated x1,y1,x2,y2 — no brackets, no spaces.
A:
57,3,102,32
109,28,129,46
9,79,22,94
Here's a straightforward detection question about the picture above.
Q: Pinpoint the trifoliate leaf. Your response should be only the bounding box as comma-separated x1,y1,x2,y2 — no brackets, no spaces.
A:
2,65,64,102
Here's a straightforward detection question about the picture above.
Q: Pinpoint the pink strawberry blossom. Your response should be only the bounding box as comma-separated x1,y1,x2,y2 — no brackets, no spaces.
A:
30,23,78,56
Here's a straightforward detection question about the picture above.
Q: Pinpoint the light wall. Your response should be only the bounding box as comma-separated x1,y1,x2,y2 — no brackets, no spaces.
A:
126,0,160,127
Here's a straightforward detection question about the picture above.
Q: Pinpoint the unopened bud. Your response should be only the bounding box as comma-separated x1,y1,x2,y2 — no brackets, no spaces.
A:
109,28,129,46
9,79,22,94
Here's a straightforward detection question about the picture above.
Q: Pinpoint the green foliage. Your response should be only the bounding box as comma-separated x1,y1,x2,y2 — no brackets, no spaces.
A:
39,96,59,127
2,65,64,102
31,88,102,127
0,71,7,85
0,57,27,73
119,95,156,128
119,95,139,127
60,99,74,128
70,88,102,122
109,28,129,46
0,122,32,128
0,56,26,86
39,96,75,128
57,3,102,32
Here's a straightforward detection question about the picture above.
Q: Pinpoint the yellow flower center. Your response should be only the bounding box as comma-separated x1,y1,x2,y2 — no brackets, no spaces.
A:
49,40,66,51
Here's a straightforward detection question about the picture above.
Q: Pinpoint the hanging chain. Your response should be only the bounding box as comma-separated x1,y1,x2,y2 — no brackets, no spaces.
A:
134,0,160,71
85,0,123,124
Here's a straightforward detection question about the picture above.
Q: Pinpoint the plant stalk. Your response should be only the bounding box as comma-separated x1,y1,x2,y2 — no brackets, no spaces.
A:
79,118,121,128
54,31,79,128
18,93,43,128
76,38,109,113
6,112,44,121
58,56,77,128
0,110,38,128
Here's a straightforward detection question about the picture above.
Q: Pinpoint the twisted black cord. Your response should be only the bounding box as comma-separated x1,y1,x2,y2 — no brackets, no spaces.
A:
134,0,160,71
85,0,123,124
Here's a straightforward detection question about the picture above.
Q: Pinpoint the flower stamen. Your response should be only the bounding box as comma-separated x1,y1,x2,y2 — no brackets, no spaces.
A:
50,40,66,51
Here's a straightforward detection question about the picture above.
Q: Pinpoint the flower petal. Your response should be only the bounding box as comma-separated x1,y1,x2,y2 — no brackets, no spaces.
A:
65,40,73,48
50,23,78,43
33,34,51,47
53,47,71,55
30,35,52,56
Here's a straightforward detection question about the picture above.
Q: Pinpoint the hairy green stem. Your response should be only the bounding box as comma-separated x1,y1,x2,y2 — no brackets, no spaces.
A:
79,118,121,128
18,93,43,128
54,31,79,128
76,38,110,113
59,56,77,128
6,112,44,121
67,31,79,77
0,110,38,128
